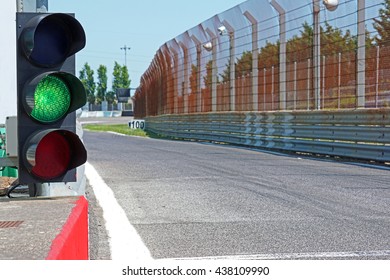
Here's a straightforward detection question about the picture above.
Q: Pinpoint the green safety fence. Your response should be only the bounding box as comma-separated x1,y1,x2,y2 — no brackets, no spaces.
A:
0,127,18,178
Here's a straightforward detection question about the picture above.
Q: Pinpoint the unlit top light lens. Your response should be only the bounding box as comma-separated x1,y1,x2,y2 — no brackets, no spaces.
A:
30,17,69,66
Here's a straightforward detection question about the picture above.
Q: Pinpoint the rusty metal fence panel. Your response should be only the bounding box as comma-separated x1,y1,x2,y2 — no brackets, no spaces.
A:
134,1,390,118
145,109,390,162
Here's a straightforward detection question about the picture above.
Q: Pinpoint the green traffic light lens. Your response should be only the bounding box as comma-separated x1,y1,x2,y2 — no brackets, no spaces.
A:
31,75,71,123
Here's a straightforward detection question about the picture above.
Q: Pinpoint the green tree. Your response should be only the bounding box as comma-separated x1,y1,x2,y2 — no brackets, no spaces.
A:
79,62,96,104
112,61,131,92
189,64,198,94
105,90,116,105
96,65,107,104
258,40,279,68
203,60,213,89
235,51,252,77
373,0,390,46
320,22,357,55
257,21,364,67
286,22,313,60
220,60,231,83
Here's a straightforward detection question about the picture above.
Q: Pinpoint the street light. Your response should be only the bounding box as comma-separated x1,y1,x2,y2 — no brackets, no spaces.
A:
323,0,339,11
203,42,213,51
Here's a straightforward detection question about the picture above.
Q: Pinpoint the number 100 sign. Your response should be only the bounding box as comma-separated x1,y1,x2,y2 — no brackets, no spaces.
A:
128,120,145,130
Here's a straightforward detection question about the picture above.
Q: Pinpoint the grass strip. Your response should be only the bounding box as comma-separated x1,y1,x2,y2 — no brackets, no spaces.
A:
83,123,165,139
83,124,148,137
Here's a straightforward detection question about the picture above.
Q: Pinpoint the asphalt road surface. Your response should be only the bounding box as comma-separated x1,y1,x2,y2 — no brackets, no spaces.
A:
84,129,390,260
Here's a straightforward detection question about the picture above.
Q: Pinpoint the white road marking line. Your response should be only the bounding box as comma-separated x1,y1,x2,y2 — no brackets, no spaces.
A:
106,131,127,136
79,121,104,124
85,162,153,261
169,250,390,260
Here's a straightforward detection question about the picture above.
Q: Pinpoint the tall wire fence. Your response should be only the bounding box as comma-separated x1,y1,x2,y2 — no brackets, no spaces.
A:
134,0,390,118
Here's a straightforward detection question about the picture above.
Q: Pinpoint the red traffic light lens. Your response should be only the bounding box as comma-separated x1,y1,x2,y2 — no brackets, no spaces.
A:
31,131,71,180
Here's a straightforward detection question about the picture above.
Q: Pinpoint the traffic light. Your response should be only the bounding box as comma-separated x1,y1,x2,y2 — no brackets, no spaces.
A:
16,13,87,185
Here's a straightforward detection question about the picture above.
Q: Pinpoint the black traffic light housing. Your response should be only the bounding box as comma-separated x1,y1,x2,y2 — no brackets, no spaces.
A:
16,12,87,185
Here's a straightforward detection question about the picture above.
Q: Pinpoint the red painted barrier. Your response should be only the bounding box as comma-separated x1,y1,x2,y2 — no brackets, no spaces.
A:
46,196,89,260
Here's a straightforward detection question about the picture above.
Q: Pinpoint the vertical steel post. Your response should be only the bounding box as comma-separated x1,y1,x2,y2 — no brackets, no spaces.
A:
222,20,236,112
263,68,266,111
307,58,311,110
272,66,275,110
244,11,259,111
357,0,366,108
294,61,297,110
313,0,321,110
172,39,182,114
179,41,189,114
270,0,286,111
169,46,179,114
338,53,341,109
322,55,326,109
375,46,380,108
191,35,202,113
205,28,217,112
17,0,48,12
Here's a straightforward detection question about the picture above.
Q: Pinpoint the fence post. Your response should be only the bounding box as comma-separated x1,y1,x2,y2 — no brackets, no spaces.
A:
244,11,259,111
313,0,321,110
222,20,236,112
307,58,311,110
169,45,179,114
205,28,218,112
191,35,202,113
375,46,380,108
179,41,189,114
270,0,286,111
338,53,341,109
357,0,366,108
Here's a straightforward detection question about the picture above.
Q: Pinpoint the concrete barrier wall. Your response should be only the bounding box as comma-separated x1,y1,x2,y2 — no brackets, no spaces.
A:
80,111,122,118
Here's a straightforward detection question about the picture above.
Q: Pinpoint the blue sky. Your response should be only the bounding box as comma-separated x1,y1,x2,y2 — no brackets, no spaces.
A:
49,0,245,89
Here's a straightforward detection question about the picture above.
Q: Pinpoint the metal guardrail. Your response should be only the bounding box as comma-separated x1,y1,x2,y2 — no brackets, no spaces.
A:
145,109,390,162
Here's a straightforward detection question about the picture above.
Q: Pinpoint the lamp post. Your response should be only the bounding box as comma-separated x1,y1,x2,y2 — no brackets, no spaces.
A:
313,0,340,110
313,0,321,110
219,20,236,111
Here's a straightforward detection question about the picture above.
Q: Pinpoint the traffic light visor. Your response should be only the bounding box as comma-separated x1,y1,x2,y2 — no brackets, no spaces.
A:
20,13,86,67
